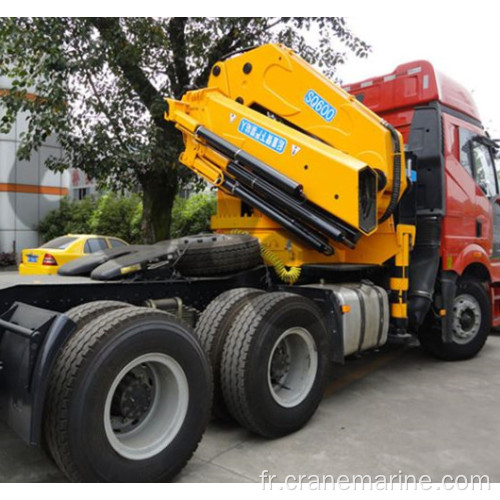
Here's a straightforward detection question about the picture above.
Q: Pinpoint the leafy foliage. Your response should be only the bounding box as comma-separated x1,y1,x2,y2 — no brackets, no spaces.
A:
37,196,96,242
37,194,143,243
90,192,143,243
0,17,369,241
170,192,217,238
37,192,214,243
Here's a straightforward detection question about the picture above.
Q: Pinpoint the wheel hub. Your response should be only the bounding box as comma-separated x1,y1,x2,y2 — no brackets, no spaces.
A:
267,327,318,408
112,373,153,421
104,353,189,461
459,310,475,332
452,294,481,344
270,343,291,385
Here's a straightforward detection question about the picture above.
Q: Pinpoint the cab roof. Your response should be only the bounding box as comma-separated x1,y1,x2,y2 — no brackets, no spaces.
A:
344,60,481,124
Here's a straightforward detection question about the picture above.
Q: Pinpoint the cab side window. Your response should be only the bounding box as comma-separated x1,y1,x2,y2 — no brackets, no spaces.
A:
459,128,475,176
459,127,499,197
472,142,498,197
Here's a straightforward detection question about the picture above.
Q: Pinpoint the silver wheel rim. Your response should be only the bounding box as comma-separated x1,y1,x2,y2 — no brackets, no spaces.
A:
267,327,318,408
452,294,481,344
104,353,189,461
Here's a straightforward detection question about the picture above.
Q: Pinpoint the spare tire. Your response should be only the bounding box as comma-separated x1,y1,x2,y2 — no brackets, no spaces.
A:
176,233,262,277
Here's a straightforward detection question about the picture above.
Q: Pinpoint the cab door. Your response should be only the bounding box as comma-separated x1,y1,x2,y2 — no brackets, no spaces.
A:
470,138,500,260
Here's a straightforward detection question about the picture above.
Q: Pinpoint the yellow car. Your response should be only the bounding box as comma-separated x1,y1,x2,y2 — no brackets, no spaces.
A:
19,234,129,275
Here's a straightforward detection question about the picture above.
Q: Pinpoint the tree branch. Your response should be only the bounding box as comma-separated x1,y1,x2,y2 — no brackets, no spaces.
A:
91,17,165,127
73,42,129,150
194,20,252,88
167,17,190,97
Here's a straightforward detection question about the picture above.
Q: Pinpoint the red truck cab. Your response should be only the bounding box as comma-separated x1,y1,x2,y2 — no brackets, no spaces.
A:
347,62,500,330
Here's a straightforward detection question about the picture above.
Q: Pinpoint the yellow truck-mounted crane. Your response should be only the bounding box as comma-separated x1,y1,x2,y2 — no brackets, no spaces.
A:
166,43,415,325
1,44,494,483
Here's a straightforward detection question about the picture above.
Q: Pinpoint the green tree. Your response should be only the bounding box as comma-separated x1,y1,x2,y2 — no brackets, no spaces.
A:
0,17,369,242
171,192,217,238
37,196,96,242
38,194,143,243
90,192,143,243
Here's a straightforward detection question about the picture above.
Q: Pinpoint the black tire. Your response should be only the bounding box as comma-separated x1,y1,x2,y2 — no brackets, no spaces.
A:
176,233,262,276
418,279,490,361
195,288,265,419
65,300,130,329
41,300,132,460
220,292,331,438
44,307,212,482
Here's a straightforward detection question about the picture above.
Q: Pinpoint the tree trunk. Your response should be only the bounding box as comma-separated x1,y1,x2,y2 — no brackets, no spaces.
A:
139,169,178,243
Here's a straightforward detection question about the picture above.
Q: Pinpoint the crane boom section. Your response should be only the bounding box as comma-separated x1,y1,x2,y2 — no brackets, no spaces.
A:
167,89,377,237
207,43,406,217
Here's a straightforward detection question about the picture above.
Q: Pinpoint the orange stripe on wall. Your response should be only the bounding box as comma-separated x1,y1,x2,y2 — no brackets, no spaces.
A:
0,183,68,196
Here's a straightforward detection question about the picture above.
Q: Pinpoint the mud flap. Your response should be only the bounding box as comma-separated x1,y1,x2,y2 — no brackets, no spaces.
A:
0,303,76,445
440,271,457,343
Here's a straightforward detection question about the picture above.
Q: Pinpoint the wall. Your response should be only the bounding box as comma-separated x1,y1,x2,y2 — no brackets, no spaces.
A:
0,77,69,254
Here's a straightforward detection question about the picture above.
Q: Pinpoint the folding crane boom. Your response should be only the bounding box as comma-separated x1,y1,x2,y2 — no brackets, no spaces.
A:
165,44,411,265
205,42,406,226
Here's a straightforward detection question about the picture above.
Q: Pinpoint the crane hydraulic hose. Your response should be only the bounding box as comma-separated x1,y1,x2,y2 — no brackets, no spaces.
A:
379,121,402,224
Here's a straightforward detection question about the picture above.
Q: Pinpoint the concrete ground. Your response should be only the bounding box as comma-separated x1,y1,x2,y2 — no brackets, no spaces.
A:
0,267,16,272
1,334,499,483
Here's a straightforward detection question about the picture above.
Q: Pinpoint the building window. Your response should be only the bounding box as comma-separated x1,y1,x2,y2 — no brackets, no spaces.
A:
75,187,89,200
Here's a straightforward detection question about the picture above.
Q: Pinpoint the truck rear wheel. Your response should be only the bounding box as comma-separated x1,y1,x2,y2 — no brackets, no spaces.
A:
220,292,331,438
65,300,130,329
419,279,490,360
195,287,264,419
44,307,212,482
41,301,131,459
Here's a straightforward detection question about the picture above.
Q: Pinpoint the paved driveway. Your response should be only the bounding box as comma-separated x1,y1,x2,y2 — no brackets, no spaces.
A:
1,335,499,483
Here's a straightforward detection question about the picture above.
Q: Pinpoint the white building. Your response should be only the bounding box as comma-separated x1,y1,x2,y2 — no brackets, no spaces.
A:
71,168,98,201
0,76,70,254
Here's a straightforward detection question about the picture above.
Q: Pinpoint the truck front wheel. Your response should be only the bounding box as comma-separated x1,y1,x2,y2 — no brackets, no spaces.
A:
419,279,490,361
44,307,212,482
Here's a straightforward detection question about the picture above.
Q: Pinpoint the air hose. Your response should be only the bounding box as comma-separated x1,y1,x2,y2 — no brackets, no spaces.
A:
230,230,302,284
260,244,302,284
